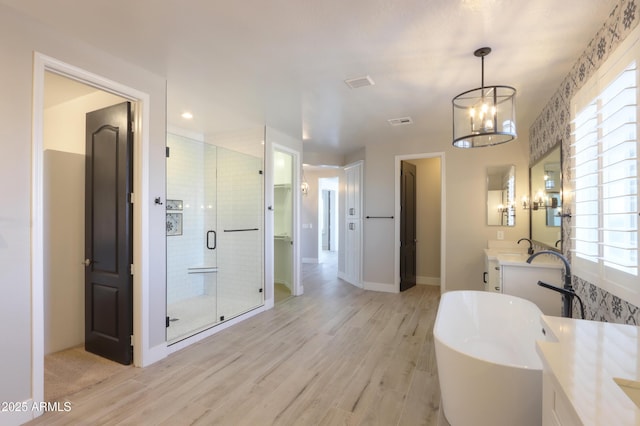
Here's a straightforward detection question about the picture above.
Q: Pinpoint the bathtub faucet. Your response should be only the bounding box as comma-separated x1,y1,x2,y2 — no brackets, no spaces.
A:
517,237,534,255
527,250,575,318
537,281,585,319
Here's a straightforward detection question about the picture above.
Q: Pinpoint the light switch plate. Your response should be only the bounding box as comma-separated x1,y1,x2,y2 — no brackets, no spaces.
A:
497,231,504,240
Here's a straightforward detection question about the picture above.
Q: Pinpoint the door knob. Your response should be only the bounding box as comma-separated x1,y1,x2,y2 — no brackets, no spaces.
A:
83,259,92,266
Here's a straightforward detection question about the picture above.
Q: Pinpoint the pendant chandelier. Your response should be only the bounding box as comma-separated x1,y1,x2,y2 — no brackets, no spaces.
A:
452,47,517,148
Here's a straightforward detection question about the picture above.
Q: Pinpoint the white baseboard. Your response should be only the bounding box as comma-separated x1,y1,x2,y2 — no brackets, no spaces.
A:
2,399,37,425
139,343,169,367
337,271,363,288
302,257,318,264
416,276,441,286
167,305,267,355
274,280,292,290
264,298,275,310
363,281,398,293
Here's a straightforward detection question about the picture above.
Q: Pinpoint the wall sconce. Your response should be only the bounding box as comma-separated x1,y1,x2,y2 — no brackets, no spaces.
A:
301,172,309,196
532,190,546,210
498,203,514,214
527,190,560,210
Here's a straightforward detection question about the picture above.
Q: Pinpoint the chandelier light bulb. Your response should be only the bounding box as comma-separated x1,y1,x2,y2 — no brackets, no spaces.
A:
485,119,493,130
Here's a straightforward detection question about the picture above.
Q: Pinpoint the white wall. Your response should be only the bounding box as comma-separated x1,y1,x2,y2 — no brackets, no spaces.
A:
0,5,166,421
362,134,529,293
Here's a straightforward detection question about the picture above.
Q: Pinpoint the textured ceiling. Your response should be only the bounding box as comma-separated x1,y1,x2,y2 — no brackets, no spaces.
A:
2,0,619,158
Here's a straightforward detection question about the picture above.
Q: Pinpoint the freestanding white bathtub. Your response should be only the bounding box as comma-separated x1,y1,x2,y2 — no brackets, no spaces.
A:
434,291,547,426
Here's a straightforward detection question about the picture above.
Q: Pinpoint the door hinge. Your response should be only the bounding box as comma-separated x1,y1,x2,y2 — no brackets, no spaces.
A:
166,316,170,328
166,146,170,158
130,264,135,275
130,192,135,204
130,335,134,347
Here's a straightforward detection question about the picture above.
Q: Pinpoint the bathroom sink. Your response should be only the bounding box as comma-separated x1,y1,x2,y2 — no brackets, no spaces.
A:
497,253,529,262
614,377,640,409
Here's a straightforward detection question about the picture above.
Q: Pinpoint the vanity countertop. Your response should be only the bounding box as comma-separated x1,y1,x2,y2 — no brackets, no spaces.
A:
537,315,640,425
483,248,563,267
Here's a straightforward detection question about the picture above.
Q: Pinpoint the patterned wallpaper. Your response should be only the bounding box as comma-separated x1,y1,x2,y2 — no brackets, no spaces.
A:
529,0,640,324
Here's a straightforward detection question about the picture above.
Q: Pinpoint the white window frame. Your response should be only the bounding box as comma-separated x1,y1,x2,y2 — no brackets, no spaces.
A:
570,26,640,307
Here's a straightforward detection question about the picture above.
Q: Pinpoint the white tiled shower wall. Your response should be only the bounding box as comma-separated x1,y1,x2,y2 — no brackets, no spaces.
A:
166,133,264,314
166,134,217,304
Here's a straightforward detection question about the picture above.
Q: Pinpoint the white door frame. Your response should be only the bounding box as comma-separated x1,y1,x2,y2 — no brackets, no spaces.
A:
394,152,446,293
31,53,151,408
318,177,339,256
270,143,302,298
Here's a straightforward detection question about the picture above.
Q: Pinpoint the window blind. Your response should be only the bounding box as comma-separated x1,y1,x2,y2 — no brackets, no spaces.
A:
571,42,639,302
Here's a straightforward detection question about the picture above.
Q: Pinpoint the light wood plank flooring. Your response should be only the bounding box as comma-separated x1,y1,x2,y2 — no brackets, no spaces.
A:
29,259,444,425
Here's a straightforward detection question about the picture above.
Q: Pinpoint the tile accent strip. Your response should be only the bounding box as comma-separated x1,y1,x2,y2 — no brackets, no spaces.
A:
529,0,640,324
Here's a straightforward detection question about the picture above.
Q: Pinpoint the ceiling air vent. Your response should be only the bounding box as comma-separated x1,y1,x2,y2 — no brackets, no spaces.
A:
344,75,375,89
388,117,413,126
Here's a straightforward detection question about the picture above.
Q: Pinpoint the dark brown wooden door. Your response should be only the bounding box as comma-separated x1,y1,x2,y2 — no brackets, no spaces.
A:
85,102,133,365
400,161,417,291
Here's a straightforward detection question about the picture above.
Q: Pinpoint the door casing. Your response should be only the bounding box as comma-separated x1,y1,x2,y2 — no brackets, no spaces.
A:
394,153,446,294
400,161,417,291
269,143,302,301
31,53,152,411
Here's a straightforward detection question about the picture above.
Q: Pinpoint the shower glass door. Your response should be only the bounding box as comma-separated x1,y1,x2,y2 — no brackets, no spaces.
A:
166,132,264,343
216,147,264,320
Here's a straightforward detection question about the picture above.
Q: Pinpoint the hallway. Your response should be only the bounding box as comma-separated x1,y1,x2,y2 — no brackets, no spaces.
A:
28,260,443,425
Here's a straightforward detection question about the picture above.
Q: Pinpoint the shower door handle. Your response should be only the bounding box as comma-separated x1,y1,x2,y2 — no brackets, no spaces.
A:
207,230,217,250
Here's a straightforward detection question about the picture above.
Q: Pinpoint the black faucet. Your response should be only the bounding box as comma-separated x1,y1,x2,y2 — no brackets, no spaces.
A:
527,250,576,318
517,237,534,255
536,281,585,319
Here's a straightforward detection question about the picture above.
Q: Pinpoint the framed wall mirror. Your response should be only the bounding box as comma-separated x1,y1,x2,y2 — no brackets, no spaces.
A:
529,142,562,250
487,165,516,226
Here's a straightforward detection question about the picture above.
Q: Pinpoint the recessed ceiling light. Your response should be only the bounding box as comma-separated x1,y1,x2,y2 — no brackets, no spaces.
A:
181,112,193,120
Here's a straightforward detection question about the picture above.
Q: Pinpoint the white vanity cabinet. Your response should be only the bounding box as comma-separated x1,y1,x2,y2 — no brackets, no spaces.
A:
483,246,564,316
501,263,563,316
484,256,501,292
537,315,640,425
541,369,581,426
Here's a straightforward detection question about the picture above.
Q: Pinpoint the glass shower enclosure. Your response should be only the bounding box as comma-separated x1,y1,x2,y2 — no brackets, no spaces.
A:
166,132,264,343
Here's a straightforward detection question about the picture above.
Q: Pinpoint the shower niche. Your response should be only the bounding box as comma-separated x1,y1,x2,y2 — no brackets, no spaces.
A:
166,132,264,343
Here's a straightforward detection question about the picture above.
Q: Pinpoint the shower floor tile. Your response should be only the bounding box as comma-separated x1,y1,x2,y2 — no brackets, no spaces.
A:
167,294,263,343
166,295,217,343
